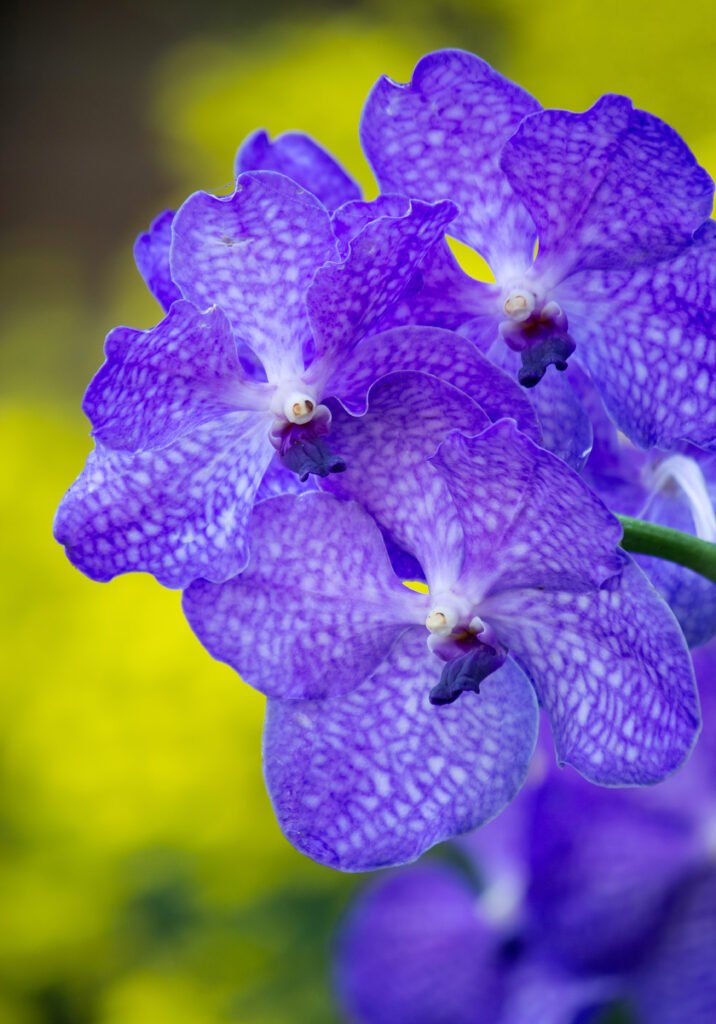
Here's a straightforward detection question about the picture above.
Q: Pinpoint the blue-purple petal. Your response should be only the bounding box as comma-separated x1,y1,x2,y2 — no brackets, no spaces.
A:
557,221,716,450
54,413,274,588
182,491,421,700
483,558,700,785
360,49,540,278
501,95,713,284
263,630,539,870
83,301,254,452
335,865,503,1024
133,209,182,311
171,171,338,380
235,129,361,211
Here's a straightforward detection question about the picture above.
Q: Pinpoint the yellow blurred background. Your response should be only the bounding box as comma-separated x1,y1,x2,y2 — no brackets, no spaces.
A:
2,1,715,1020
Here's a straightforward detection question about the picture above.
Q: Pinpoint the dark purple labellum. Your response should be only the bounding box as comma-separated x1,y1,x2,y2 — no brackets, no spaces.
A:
429,641,508,706
518,332,576,388
281,436,347,482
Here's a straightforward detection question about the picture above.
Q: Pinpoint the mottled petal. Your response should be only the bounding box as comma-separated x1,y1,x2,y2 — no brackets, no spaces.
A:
526,773,700,972
54,413,274,588
133,209,181,311
483,558,700,785
171,171,338,380
235,129,361,211
322,371,488,592
430,421,623,597
557,221,716,449
333,198,498,331
83,301,257,452
502,95,714,284
333,326,540,441
487,345,591,470
306,197,457,388
360,49,540,278
255,451,316,502
630,869,716,1024
263,629,539,870
182,492,420,700
335,865,503,1024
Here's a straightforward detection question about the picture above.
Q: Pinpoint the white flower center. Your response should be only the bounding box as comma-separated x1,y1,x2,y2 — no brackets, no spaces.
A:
425,606,458,636
503,289,536,322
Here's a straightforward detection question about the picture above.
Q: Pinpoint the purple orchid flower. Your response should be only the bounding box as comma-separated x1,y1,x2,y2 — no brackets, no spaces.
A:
56,170,538,589
580,384,716,647
183,372,699,870
360,49,716,453
334,640,716,1024
133,130,364,320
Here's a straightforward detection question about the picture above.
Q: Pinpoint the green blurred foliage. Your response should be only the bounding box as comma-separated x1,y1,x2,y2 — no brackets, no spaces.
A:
1,0,715,1020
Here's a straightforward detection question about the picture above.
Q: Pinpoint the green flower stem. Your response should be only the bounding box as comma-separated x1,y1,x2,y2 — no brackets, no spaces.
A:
617,515,716,584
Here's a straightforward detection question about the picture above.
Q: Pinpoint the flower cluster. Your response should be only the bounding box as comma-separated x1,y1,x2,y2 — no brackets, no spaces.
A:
334,640,716,1024
55,49,714,872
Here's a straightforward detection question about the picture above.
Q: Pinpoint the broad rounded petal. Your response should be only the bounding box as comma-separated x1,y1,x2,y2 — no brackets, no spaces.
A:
335,865,502,1024
333,326,540,441
235,129,361,211
263,630,539,870
360,49,540,277
430,421,623,597
171,171,337,380
483,558,700,785
630,869,716,1024
182,492,421,700
133,209,181,311
54,413,274,589
306,197,457,387
83,301,256,452
502,95,714,283
322,371,489,592
526,773,700,973
558,222,716,449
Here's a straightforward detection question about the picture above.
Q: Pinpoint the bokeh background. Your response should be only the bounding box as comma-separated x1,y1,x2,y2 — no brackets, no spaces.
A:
2,1,715,1021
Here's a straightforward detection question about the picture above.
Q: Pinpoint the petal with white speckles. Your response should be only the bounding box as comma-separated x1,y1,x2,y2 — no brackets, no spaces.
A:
360,49,539,278
321,371,488,593
171,171,338,381
54,412,275,589
502,95,714,285
306,197,457,389
182,491,422,700
430,421,623,598
263,629,539,870
483,558,700,785
557,221,716,450
333,326,540,441
83,301,262,452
